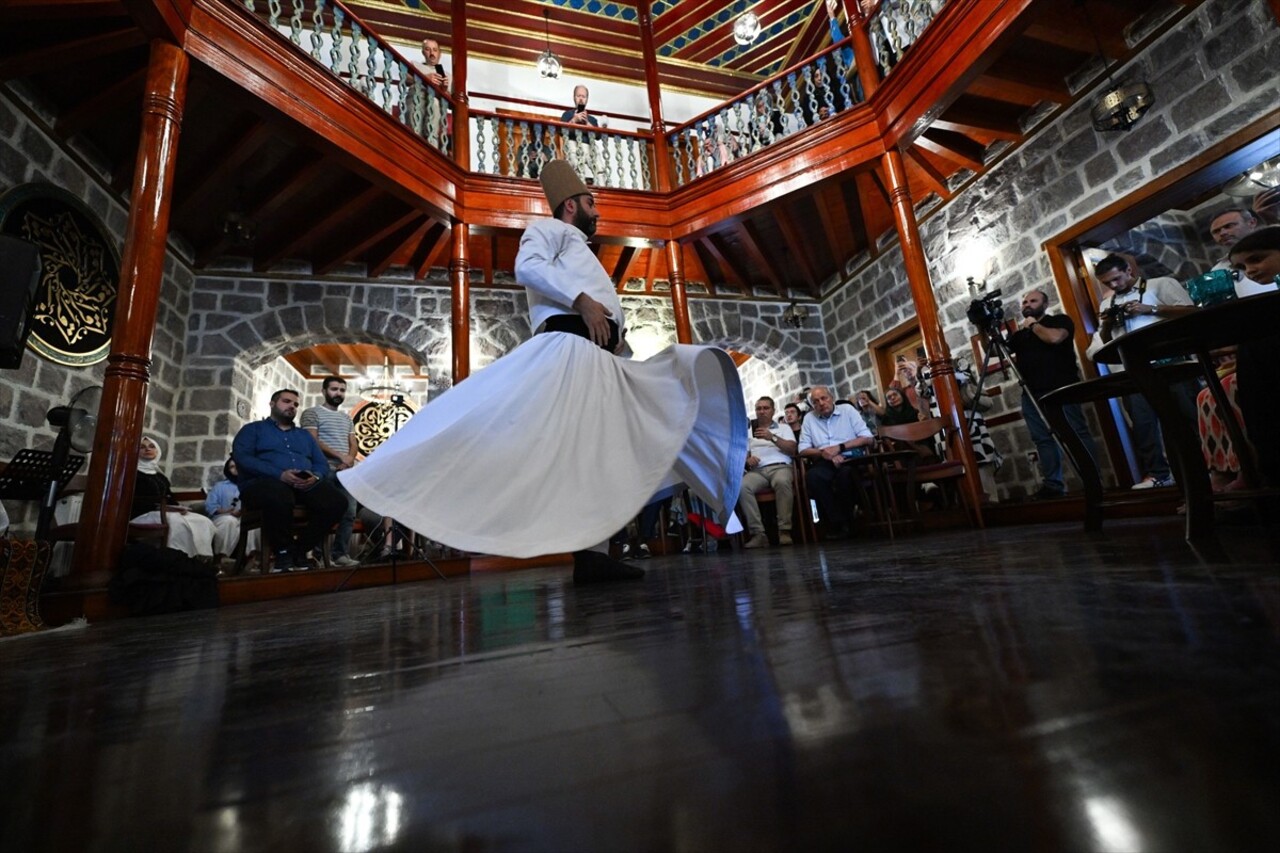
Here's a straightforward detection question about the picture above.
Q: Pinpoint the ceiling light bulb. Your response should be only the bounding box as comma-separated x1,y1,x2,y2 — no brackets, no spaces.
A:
733,12,761,46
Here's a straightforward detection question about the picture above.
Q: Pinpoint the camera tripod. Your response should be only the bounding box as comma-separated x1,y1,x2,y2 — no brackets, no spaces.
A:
969,321,1090,484
337,514,445,589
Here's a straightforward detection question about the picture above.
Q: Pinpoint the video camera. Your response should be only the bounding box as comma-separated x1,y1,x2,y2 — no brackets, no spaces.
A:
966,289,1005,335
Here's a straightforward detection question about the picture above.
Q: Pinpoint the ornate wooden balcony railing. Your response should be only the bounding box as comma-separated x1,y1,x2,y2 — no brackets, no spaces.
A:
241,0,453,156
665,37,863,188
227,0,952,200
869,0,949,77
470,112,654,191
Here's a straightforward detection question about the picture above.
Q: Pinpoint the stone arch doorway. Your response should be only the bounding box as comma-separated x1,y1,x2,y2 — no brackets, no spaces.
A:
172,326,434,490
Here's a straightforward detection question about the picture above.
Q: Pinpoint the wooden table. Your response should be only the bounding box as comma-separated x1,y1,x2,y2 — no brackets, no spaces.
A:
1091,291,1280,543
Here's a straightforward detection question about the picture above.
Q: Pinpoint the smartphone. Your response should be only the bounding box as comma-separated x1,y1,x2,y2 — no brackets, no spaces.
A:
296,470,316,481
434,63,446,76
575,104,585,114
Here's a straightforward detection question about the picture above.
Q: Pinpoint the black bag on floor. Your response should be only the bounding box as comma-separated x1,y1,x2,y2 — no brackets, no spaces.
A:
109,543,219,616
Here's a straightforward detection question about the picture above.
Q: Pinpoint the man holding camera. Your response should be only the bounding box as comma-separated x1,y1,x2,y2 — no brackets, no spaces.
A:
1086,254,1197,489
1007,289,1099,499
233,388,348,572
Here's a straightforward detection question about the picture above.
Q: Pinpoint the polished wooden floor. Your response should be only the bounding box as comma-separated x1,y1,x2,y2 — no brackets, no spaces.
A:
4,517,1279,852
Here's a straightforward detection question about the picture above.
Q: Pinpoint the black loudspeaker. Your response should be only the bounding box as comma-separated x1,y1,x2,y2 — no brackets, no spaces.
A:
0,235,41,369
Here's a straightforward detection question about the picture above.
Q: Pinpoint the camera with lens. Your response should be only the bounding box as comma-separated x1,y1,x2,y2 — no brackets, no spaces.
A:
966,288,1005,333
1099,301,1128,326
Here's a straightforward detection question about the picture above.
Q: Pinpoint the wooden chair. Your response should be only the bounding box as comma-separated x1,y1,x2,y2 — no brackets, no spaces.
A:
737,458,815,545
233,506,332,574
875,418,968,520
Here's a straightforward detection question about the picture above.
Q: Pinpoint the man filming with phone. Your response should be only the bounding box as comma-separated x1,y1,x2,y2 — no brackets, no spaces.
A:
232,388,348,572
561,85,598,127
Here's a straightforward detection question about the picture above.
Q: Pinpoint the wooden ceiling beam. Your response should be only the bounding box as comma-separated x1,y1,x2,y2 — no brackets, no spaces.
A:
915,130,986,173
337,344,368,374
1023,16,1126,63
976,65,1072,107
932,98,1025,141
733,221,785,297
690,241,721,296
853,171,890,260
174,120,273,220
194,151,328,268
368,216,432,279
416,223,452,279
612,245,637,284
254,185,382,272
314,204,419,274
815,181,855,266
0,1,124,20
0,27,146,79
700,235,748,292
773,204,820,294
905,147,952,202
681,239,713,290
55,67,146,137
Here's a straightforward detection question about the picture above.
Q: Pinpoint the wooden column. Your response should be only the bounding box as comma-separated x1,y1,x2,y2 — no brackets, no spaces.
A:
881,145,985,527
638,0,673,192
71,40,189,579
844,0,881,100
1270,0,1280,25
450,221,470,382
450,0,470,170
666,240,693,344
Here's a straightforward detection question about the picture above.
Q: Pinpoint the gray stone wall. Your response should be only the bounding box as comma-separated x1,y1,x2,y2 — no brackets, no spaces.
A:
820,0,1280,500
1,85,192,530
1098,211,1218,280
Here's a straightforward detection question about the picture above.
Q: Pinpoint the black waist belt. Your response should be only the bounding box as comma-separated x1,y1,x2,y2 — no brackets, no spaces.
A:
540,314,621,352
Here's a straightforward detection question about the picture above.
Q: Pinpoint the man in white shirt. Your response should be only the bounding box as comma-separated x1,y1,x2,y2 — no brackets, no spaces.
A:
798,385,874,540
1086,254,1197,489
515,160,624,353
514,160,635,582
739,396,798,548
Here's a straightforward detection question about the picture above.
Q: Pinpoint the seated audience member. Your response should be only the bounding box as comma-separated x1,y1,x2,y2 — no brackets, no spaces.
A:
232,389,348,573
879,386,921,427
798,386,875,540
132,435,216,559
1227,226,1280,485
739,396,799,548
205,458,253,562
878,386,939,461
783,402,805,440
853,389,881,433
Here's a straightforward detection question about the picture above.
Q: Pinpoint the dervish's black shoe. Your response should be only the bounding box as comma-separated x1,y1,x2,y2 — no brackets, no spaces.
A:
572,550,645,584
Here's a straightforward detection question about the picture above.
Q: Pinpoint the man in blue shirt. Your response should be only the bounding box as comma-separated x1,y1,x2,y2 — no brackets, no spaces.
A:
798,384,875,539
233,388,348,572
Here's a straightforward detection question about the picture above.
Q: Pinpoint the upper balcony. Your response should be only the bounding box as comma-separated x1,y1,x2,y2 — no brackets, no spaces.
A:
3,0,1204,301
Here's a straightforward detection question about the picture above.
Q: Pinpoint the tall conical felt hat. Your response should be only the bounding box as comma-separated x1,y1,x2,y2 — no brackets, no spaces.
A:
540,160,591,211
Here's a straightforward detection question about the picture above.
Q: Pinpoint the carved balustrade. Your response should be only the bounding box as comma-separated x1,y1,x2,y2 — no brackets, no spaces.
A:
665,37,862,188
470,112,654,191
240,0,453,155
231,0,950,190
867,0,949,77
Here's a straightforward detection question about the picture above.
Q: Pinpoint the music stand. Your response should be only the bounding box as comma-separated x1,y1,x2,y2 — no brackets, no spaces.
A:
0,449,86,539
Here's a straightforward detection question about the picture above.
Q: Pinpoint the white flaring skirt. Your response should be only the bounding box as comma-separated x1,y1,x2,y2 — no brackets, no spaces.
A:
340,333,748,558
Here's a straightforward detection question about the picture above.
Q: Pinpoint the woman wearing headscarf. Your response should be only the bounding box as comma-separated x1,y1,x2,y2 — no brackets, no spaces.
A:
132,436,217,559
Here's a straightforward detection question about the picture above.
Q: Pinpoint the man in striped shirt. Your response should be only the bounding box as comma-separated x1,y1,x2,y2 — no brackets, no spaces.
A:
301,377,360,567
